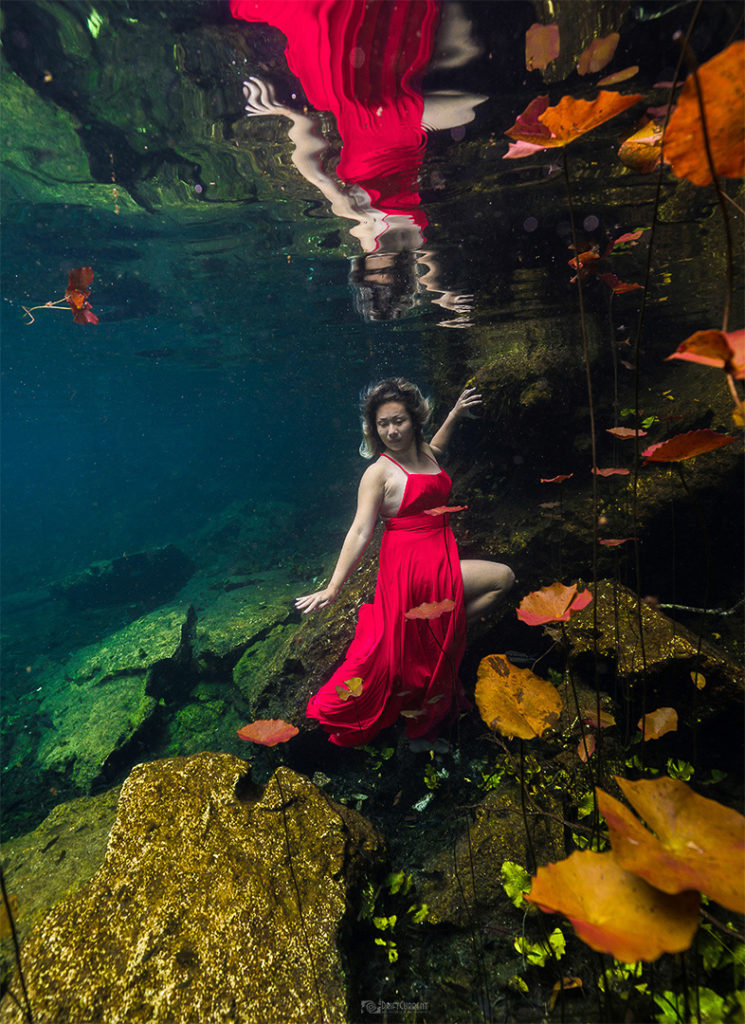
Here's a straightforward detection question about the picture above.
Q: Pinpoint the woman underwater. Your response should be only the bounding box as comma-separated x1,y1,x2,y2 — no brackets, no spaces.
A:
297,379,515,747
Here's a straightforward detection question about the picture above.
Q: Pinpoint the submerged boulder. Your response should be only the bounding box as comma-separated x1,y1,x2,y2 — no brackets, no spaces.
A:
2,752,386,1024
49,544,195,611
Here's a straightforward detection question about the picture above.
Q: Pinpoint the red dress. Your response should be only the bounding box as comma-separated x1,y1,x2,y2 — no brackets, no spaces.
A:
230,0,439,237
307,453,467,746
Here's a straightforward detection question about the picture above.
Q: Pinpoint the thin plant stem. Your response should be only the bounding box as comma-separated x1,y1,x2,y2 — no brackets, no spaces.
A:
0,860,34,1024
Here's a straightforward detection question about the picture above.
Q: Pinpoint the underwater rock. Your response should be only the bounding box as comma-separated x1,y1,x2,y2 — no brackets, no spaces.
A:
0,787,120,948
562,580,744,700
420,784,563,929
49,544,195,611
1,752,385,1024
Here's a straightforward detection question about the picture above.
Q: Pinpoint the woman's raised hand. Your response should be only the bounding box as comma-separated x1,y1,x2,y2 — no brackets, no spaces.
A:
453,386,482,418
295,587,339,615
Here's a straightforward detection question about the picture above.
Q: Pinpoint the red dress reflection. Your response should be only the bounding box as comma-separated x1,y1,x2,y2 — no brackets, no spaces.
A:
230,0,439,238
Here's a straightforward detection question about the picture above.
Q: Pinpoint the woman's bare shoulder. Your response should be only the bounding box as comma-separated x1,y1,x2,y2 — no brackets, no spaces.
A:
360,458,388,488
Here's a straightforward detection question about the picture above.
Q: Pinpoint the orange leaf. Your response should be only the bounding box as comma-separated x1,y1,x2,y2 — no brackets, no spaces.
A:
638,706,678,740
599,272,644,294
405,599,456,620
236,718,298,745
577,33,620,76
599,537,634,547
549,977,583,1012
64,266,99,325
526,850,700,962
598,65,639,87
475,654,563,740
540,473,573,483
506,90,641,148
607,426,647,438
597,777,745,913
525,23,560,72
517,581,593,625
618,119,664,173
539,91,643,146
592,467,630,476
666,328,745,379
663,41,745,186
642,429,737,462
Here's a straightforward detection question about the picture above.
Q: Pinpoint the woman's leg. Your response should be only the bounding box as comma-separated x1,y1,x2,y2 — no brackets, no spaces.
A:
460,559,515,623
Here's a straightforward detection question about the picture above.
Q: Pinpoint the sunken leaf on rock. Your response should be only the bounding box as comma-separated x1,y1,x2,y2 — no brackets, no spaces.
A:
525,849,700,962
596,776,745,914
475,654,563,740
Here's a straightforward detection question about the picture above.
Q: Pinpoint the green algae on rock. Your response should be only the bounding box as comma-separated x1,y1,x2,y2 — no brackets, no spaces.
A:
1,752,386,1024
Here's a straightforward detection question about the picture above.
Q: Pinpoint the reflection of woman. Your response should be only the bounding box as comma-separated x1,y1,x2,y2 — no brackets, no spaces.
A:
230,0,485,321
296,379,514,747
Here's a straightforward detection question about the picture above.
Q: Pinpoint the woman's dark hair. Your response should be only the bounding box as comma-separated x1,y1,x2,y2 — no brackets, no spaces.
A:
359,378,432,458
349,252,419,322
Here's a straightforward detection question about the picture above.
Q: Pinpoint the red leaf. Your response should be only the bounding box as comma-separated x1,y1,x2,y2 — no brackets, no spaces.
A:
525,23,560,72
405,599,456,620
503,139,550,159
517,581,593,626
666,329,745,379
610,229,646,249
577,33,620,76
593,467,630,476
607,426,647,438
642,429,737,463
237,718,299,745
599,538,634,547
540,473,573,483
423,505,468,516
578,732,596,761
599,272,644,294
506,95,553,146
64,266,98,325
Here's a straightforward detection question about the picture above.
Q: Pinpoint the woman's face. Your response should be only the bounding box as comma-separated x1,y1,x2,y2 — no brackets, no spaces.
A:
376,401,415,453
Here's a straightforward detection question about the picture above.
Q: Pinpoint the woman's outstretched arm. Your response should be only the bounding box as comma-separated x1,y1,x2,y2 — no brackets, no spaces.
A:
295,463,385,614
429,387,482,457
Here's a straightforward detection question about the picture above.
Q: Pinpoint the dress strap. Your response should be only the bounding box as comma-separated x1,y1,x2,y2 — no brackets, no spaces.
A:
380,452,409,475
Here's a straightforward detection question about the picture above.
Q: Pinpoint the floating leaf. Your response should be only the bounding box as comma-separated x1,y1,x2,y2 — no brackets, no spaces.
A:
607,426,647,438
517,581,593,626
663,41,745,186
618,119,664,173
597,776,745,913
336,677,364,701
690,671,706,690
577,33,620,76
638,706,679,740
598,65,639,87
578,733,596,762
506,90,642,148
503,139,549,159
237,718,298,745
65,266,99,325
592,467,630,476
581,708,616,729
475,654,563,740
401,708,426,719
599,537,634,547
525,23,560,72
540,473,573,483
641,429,737,463
526,849,700,962
599,272,644,294
666,329,745,379
610,228,646,249
405,599,456,620
423,505,468,516
549,977,584,1012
